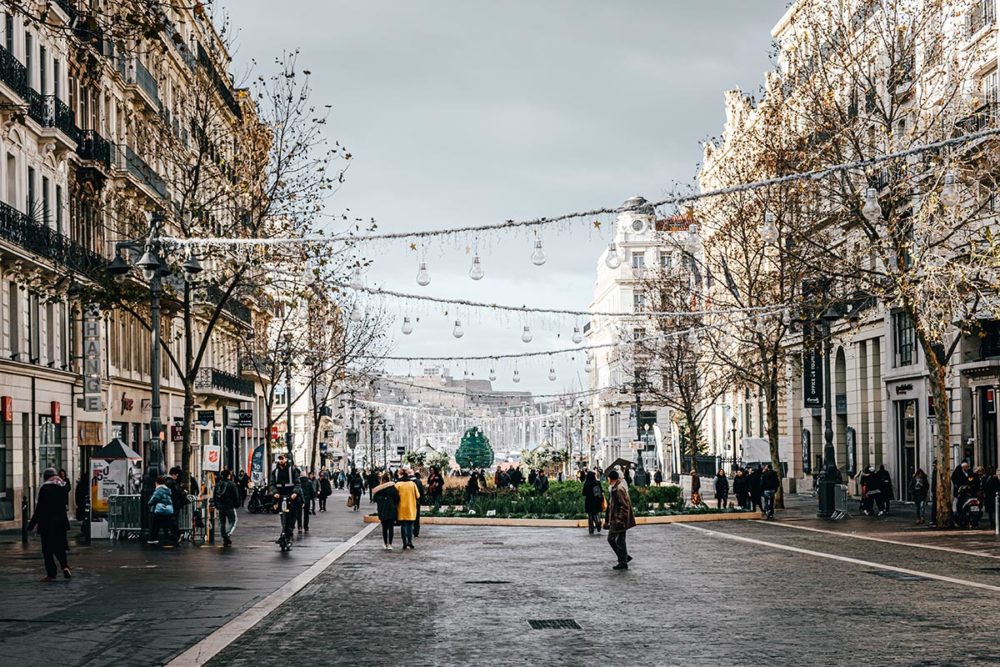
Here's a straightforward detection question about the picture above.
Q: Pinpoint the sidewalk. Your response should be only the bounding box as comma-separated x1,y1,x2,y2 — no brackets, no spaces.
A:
0,490,368,666
774,492,1000,556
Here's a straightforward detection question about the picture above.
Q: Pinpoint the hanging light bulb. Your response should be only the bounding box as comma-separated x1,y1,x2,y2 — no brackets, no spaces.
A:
688,329,700,347
440,374,448,386
521,325,533,343
572,325,583,344
469,254,485,280
548,367,556,382
761,211,779,246
531,237,546,266
862,187,882,222
605,242,621,269
513,369,521,383
584,356,592,373
415,261,431,286
489,368,496,382
350,308,363,322
401,317,413,335
452,320,464,339
941,171,961,207
349,266,363,290
686,223,700,251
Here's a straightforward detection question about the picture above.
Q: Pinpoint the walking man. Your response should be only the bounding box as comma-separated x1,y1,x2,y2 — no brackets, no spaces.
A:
28,468,71,581
604,469,636,570
213,469,241,547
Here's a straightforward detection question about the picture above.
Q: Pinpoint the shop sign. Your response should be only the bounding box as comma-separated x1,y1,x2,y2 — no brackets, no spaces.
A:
51,401,60,425
803,350,823,408
225,407,253,427
801,428,811,475
197,410,216,424
894,383,914,396
203,444,222,472
82,306,103,412
77,421,103,447
1,396,12,423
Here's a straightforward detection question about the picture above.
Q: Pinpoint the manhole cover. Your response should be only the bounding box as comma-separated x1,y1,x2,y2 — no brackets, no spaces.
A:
190,586,244,591
464,580,512,585
528,619,582,630
869,570,927,582
482,541,505,545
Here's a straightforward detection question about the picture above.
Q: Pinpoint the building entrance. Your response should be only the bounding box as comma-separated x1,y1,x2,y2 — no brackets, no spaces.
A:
895,399,918,501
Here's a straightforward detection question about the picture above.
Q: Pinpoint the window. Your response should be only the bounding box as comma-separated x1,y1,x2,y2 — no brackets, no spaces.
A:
633,292,646,311
28,292,39,363
55,185,62,235
38,45,45,94
4,13,12,54
26,166,34,217
24,32,31,83
53,58,60,99
7,282,18,359
0,419,9,507
39,415,61,471
41,175,49,225
893,310,915,366
632,327,645,341
659,251,672,270
631,252,645,269
45,302,54,365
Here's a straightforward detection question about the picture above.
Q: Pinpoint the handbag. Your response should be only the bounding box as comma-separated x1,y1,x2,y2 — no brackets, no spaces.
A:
346,495,354,507
601,497,607,512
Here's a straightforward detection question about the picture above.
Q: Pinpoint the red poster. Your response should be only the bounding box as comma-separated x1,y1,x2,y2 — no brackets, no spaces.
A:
51,401,61,425
0,396,11,423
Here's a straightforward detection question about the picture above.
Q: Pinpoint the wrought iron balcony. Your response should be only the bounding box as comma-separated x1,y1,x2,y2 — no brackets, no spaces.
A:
195,367,256,398
0,45,27,99
77,129,111,167
196,42,242,119
53,0,77,21
130,59,161,109
204,284,252,326
120,145,168,199
957,102,998,135
25,91,80,143
0,200,106,276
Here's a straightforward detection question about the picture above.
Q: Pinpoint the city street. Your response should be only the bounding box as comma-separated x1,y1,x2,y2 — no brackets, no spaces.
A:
7,493,1000,665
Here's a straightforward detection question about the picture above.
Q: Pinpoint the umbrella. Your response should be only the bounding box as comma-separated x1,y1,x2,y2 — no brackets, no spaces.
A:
93,438,142,460
604,458,636,476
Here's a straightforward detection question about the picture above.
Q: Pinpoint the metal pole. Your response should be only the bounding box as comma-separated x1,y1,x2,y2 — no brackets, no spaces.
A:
284,340,293,461
818,318,840,518
141,265,165,536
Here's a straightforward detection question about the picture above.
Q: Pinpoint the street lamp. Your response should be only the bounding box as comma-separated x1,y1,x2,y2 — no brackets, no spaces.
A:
107,212,202,535
619,372,652,485
731,411,738,468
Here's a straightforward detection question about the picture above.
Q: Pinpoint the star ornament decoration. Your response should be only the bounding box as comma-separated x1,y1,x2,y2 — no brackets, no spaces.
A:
409,243,417,251
593,220,602,230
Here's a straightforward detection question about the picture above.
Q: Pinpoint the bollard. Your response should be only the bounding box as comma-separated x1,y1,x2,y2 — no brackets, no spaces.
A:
207,500,215,545
996,494,999,537
21,495,29,544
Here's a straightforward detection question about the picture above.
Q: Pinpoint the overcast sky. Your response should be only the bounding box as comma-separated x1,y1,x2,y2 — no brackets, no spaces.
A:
224,0,787,395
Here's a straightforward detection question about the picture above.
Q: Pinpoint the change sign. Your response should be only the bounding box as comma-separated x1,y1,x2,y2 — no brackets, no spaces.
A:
83,306,102,412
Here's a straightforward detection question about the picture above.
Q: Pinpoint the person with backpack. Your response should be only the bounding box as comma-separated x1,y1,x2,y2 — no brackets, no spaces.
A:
318,471,333,511
295,472,315,533
213,469,241,547
164,466,189,545
147,476,174,547
348,469,364,511
583,469,604,534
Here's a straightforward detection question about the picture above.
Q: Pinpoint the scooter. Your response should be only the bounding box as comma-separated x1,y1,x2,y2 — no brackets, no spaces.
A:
954,485,983,529
247,486,277,514
275,495,293,552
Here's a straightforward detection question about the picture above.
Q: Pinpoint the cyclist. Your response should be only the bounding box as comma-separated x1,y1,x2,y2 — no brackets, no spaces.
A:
269,454,301,544
760,463,780,519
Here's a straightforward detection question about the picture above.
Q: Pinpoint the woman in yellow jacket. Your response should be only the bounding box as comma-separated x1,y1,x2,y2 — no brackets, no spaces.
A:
396,469,421,550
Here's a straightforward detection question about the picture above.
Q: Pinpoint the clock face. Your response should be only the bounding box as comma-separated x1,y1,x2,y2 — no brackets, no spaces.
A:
631,219,646,233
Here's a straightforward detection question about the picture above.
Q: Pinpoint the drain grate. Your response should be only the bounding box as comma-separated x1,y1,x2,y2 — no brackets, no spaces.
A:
482,541,505,545
190,586,244,591
869,570,927,582
464,580,512,585
528,619,582,630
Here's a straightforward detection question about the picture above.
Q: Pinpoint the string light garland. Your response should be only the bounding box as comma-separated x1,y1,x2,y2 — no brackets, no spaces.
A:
336,282,789,318
160,125,1000,250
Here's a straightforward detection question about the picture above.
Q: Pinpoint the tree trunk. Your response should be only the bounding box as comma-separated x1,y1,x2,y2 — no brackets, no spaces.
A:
309,414,320,472
926,352,952,528
766,381,785,509
181,382,195,476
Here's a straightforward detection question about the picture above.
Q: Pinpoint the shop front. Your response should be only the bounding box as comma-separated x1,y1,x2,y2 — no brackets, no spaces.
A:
887,380,928,501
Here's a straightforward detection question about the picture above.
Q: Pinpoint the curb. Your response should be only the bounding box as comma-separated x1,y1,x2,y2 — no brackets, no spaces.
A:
362,511,760,528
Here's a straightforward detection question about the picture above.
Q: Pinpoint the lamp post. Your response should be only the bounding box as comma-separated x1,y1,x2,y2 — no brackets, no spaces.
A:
107,212,203,535
620,372,652,485
379,420,393,468
281,335,294,462
340,389,358,470
731,412,738,469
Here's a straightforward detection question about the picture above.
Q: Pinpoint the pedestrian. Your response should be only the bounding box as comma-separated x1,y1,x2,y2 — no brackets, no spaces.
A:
213,469,240,547
534,471,549,495
367,469,379,502
318,471,333,511
57,468,71,511
164,466,188,544
604,469,636,570
28,468,71,581
410,470,425,537
748,466,762,512
348,469,364,511
582,469,604,534
874,464,893,515
952,461,971,493
624,467,633,486
147,476,174,548
760,464,780,518
295,472,315,533
373,472,399,550
690,470,701,506
528,469,538,486
396,468,421,549
983,468,1000,529
465,472,480,505
236,470,250,507
653,469,663,486
909,468,930,526
715,469,730,509
306,471,318,515
74,473,88,522
427,466,444,510
733,469,749,509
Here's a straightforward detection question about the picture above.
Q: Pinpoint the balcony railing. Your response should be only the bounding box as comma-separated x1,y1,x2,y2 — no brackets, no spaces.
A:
957,102,998,134
130,59,161,109
205,284,252,326
120,145,168,199
0,45,27,99
0,200,106,276
196,43,242,119
195,367,256,398
968,0,996,36
53,0,77,21
25,91,80,143
77,129,111,167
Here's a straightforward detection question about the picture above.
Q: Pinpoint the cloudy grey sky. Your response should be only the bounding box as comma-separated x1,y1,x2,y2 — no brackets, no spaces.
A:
224,0,787,394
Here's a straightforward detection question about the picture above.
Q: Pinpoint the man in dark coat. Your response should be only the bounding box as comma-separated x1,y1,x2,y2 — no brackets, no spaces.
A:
604,469,636,570
410,470,425,537
952,462,971,493
164,466,189,544
874,464,893,515
213,469,241,546
748,467,762,512
28,468,71,581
